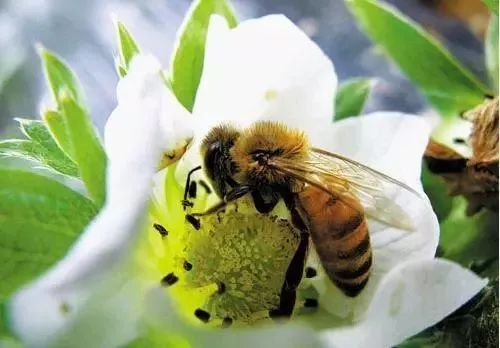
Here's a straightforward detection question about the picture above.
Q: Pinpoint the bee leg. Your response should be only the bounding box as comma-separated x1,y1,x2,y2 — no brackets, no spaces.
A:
272,192,310,318
251,188,280,214
190,185,252,217
182,165,202,210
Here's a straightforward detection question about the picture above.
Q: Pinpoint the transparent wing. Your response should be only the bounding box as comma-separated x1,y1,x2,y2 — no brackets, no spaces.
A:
269,147,422,230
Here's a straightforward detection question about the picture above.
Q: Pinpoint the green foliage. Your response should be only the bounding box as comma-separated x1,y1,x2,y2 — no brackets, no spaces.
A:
0,168,97,300
39,48,107,207
483,0,499,14
334,78,373,120
115,21,140,77
169,0,238,111
399,281,498,348
439,199,498,278
0,119,78,176
485,15,499,92
59,93,106,207
43,109,75,160
347,0,490,119
39,47,85,106
421,166,453,222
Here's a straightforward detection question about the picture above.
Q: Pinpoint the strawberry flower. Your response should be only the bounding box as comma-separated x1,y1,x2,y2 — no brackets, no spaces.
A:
8,13,485,348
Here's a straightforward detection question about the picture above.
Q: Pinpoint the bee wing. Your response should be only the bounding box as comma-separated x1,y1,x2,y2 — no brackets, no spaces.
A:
270,147,422,230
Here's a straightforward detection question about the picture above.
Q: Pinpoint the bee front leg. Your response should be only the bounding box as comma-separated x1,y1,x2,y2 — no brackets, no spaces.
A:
190,185,252,217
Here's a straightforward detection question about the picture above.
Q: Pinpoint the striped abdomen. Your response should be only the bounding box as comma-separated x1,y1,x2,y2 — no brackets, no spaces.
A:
298,186,371,297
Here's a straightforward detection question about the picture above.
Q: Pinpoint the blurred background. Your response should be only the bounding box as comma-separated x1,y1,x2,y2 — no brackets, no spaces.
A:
0,0,491,137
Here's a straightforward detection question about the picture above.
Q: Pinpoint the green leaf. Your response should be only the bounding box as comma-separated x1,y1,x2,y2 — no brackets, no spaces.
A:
169,0,238,111
334,78,373,120
43,109,75,160
115,21,140,76
439,198,498,278
421,165,453,222
485,15,499,92
483,0,499,14
0,140,78,177
59,93,106,207
347,0,491,119
39,47,85,106
0,168,97,300
0,119,79,176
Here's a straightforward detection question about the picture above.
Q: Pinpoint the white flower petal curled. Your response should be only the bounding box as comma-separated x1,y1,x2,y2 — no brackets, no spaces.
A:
193,14,336,138
9,54,193,348
320,259,487,348
309,112,439,319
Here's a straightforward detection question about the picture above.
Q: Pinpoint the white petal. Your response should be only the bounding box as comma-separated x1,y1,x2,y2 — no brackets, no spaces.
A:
193,14,336,138
8,53,189,348
320,259,487,348
106,54,194,172
309,112,439,319
313,112,431,188
143,287,322,348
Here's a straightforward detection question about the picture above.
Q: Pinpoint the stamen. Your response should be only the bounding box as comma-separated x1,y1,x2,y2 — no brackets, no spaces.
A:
304,298,318,308
183,260,193,271
453,138,466,144
221,317,233,328
153,223,168,237
217,281,226,295
305,267,317,278
161,272,179,287
194,308,211,323
186,214,201,230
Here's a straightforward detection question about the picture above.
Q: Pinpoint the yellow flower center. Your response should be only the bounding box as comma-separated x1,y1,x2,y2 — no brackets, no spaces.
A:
136,164,308,327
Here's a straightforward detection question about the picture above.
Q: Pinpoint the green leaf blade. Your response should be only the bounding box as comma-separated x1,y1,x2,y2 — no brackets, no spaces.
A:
483,0,499,14
335,78,373,120
0,168,97,300
115,21,140,76
0,139,78,177
43,109,75,160
169,0,238,111
347,0,491,118
59,94,107,207
10,119,79,176
485,15,499,92
39,47,85,106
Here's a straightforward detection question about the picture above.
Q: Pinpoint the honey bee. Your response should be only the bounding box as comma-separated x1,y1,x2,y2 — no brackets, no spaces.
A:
187,121,419,317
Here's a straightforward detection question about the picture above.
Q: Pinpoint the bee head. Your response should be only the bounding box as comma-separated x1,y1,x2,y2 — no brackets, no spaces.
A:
201,124,241,198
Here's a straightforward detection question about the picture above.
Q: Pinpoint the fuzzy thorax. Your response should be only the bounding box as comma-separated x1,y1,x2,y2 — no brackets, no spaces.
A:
231,121,310,187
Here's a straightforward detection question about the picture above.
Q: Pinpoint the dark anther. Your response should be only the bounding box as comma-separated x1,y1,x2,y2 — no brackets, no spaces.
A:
217,282,226,294
304,298,318,308
453,138,466,144
194,308,210,323
198,180,212,194
268,309,282,319
305,267,317,278
221,317,233,328
186,214,201,230
153,223,168,237
181,200,194,208
183,260,193,271
188,181,197,199
161,272,179,287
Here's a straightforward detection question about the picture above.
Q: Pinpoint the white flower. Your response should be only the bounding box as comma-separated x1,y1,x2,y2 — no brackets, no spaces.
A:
8,14,486,348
